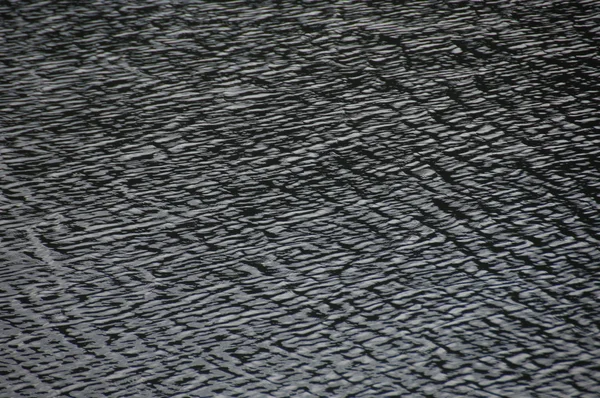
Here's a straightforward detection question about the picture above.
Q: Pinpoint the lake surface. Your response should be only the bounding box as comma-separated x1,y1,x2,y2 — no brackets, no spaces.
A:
1,0,599,396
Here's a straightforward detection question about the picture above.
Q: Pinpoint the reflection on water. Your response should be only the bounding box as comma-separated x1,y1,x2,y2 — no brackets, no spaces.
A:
1,0,599,396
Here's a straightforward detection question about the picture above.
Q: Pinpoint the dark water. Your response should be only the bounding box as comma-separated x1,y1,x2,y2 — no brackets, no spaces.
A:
1,0,599,396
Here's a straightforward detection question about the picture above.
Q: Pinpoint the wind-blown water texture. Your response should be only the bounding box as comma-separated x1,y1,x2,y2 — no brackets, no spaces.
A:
1,0,599,397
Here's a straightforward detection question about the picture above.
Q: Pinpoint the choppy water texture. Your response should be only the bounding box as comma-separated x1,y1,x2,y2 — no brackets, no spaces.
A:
1,0,600,397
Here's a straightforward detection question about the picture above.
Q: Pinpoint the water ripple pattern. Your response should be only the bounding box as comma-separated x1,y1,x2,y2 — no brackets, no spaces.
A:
1,1,599,397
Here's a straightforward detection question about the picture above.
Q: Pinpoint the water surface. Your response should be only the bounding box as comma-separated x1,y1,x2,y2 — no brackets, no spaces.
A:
1,0,599,396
